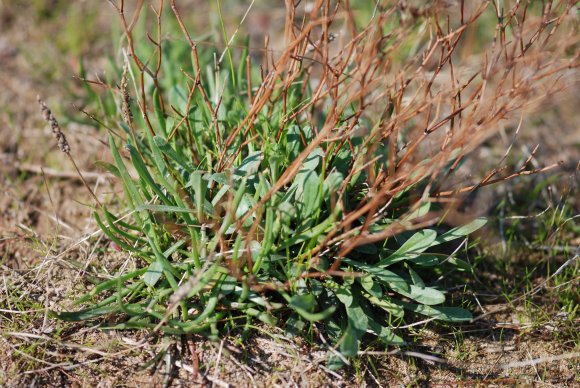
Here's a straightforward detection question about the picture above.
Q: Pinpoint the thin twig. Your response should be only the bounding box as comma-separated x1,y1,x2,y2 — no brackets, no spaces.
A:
499,352,580,369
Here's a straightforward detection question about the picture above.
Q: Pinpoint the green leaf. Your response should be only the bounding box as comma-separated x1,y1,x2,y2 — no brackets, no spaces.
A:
52,305,120,321
342,290,368,333
235,194,257,228
302,147,324,171
277,214,334,249
246,308,277,326
407,265,425,287
152,136,190,171
363,293,405,318
335,287,353,307
152,89,167,135
404,201,430,221
93,160,120,177
94,211,138,253
401,303,472,322
289,294,336,321
378,229,438,266
408,255,440,267
447,256,473,272
342,258,410,294
405,285,446,305
339,323,360,357
367,317,405,345
326,353,346,371
301,170,321,219
434,217,487,245
167,84,189,115
289,293,316,312
285,314,307,337
126,143,172,205
234,151,263,178
323,170,343,198
338,296,368,357
143,261,163,287
109,134,144,214
359,275,382,298
137,204,195,214
285,124,302,161
74,268,148,305
189,171,207,221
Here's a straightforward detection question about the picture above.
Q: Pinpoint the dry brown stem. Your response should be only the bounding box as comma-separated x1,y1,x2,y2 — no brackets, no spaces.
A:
130,0,577,278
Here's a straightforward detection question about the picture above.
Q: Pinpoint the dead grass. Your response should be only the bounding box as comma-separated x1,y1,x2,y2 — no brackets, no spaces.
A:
1,1,579,386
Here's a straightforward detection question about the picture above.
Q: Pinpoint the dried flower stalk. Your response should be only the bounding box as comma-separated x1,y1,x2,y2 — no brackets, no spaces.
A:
38,95,102,208
120,61,133,125
38,95,70,154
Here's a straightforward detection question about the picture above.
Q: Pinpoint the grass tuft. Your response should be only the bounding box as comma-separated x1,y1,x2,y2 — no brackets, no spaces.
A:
51,0,579,368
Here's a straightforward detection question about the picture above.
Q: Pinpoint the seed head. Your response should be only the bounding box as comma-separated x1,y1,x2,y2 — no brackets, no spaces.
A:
37,95,70,154
121,62,133,125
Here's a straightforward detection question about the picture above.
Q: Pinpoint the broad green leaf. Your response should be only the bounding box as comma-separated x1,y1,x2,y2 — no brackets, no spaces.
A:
363,293,405,318
301,147,324,171
289,293,316,312
301,171,321,219
326,354,346,371
404,201,430,221
367,317,405,345
405,285,446,305
407,265,425,287
285,124,302,160
359,275,382,298
339,323,360,357
342,258,410,294
339,296,368,357
208,172,230,186
378,229,438,266
234,151,263,178
289,294,337,321
447,257,473,272
152,136,190,170
189,171,207,221
277,215,334,249
167,84,189,115
335,287,353,307
289,149,324,202
401,303,472,322
408,255,440,267
323,170,344,198
235,194,256,227
211,184,230,207
143,261,163,287
434,218,487,245
345,293,368,333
